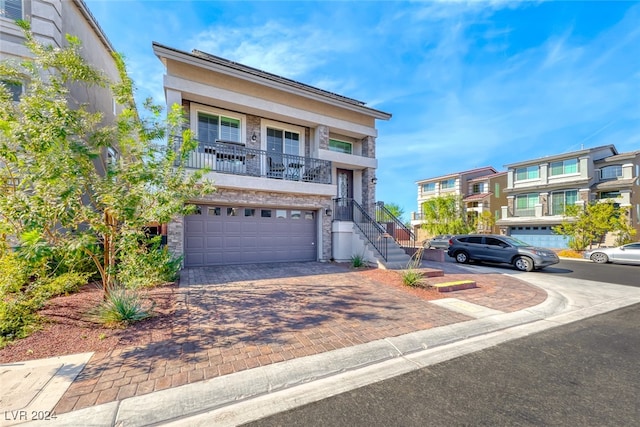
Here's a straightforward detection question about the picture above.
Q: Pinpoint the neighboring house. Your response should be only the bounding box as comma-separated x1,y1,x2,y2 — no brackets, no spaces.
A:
152,43,394,267
0,0,121,173
1,0,121,249
463,171,508,234
411,167,498,240
496,144,640,248
591,150,640,245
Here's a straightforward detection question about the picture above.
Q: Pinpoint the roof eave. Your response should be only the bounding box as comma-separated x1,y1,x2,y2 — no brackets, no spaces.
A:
152,42,392,121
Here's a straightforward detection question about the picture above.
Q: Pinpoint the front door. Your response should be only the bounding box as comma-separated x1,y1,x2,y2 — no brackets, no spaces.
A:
336,169,353,220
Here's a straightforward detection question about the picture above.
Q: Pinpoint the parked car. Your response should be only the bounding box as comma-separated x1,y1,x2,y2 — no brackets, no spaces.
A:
583,243,640,265
447,234,559,272
425,234,453,249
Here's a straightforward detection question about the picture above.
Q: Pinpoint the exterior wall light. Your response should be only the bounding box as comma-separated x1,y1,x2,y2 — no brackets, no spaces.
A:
371,177,378,184
325,208,332,216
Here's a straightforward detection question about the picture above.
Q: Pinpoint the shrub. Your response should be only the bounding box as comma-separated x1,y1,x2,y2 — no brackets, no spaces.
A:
401,269,424,287
0,297,41,346
0,272,89,346
89,288,155,327
117,237,181,288
0,253,31,297
350,253,366,268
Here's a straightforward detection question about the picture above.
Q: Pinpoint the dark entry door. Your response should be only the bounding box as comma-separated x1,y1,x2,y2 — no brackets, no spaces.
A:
336,169,353,220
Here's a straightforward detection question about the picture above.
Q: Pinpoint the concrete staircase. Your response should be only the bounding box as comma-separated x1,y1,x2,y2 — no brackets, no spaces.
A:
352,224,411,269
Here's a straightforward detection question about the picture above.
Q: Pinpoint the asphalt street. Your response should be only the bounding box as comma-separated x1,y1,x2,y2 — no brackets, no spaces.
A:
245,303,640,427
442,256,640,287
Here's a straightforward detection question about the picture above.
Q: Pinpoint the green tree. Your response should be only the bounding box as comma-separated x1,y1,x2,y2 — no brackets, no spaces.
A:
0,23,214,295
420,194,475,235
477,210,496,234
552,202,635,250
377,202,405,223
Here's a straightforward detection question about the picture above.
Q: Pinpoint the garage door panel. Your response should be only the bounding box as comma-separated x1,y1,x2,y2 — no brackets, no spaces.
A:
185,206,318,267
206,222,223,233
185,219,204,233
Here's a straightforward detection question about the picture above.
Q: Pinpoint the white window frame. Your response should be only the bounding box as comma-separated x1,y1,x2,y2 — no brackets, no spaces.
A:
599,165,623,181
190,103,245,145
441,179,456,190
261,119,305,157
421,182,435,193
515,166,539,181
549,158,579,177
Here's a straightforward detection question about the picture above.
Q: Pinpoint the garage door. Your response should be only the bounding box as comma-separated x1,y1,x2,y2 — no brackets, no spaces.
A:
509,226,569,249
184,205,317,267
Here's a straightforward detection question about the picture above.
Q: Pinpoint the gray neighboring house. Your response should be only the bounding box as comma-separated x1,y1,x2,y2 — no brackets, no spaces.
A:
152,43,396,267
497,144,640,248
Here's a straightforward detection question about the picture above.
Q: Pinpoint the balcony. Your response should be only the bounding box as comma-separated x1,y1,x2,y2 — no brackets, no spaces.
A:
173,139,332,185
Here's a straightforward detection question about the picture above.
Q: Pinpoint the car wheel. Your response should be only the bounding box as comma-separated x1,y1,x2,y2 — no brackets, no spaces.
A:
590,252,609,264
514,256,534,272
455,251,469,264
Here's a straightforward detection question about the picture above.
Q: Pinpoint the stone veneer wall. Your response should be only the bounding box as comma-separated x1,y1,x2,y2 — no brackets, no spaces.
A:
168,189,333,263
361,135,376,215
318,125,329,150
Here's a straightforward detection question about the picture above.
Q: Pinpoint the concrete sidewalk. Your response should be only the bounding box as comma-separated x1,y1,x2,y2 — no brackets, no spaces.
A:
3,262,640,426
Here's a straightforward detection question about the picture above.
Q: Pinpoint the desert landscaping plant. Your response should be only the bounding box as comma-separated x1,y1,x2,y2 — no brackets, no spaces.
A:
350,253,366,268
89,287,155,327
401,246,425,287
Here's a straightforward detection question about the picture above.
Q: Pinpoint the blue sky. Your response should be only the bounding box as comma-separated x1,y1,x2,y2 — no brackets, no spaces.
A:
84,0,640,221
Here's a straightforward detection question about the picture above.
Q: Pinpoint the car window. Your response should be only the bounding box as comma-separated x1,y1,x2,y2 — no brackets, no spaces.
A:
467,236,483,244
485,237,508,248
502,236,532,247
624,243,640,250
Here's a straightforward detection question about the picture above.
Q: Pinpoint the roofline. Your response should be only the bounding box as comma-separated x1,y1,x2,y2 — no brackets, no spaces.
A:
415,166,498,184
152,42,392,121
74,0,115,54
504,144,618,168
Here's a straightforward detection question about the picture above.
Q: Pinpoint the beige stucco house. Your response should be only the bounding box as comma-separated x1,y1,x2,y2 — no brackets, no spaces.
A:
151,43,404,267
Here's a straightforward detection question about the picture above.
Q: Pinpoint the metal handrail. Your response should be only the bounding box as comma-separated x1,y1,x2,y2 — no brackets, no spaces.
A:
170,137,332,185
376,201,416,248
334,198,388,261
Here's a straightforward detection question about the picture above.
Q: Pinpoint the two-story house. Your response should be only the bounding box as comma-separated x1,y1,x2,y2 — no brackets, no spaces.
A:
152,43,393,267
411,167,498,240
1,0,121,168
463,172,508,234
496,145,631,248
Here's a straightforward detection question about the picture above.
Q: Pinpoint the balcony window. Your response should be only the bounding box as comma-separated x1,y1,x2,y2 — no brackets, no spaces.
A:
421,182,435,193
550,159,578,176
550,190,578,215
0,0,21,20
328,139,352,154
515,166,539,181
600,165,622,180
515,193,538,217
198,112,240,144
441,179,455,190
472,183,484,194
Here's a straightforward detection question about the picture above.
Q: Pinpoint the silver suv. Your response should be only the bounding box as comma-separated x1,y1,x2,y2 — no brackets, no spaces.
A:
447,234,559,271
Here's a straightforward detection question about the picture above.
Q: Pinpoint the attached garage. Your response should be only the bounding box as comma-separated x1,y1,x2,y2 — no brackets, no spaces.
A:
509,226,569,249
184,205,318,267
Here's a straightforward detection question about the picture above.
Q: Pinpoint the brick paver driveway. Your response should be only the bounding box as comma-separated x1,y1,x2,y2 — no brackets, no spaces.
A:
56,262,544,413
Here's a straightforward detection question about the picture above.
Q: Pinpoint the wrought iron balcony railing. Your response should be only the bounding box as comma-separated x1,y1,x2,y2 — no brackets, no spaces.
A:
172,139,332,185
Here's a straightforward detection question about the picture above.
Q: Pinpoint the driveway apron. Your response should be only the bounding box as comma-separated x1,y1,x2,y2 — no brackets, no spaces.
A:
54,262,545,414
